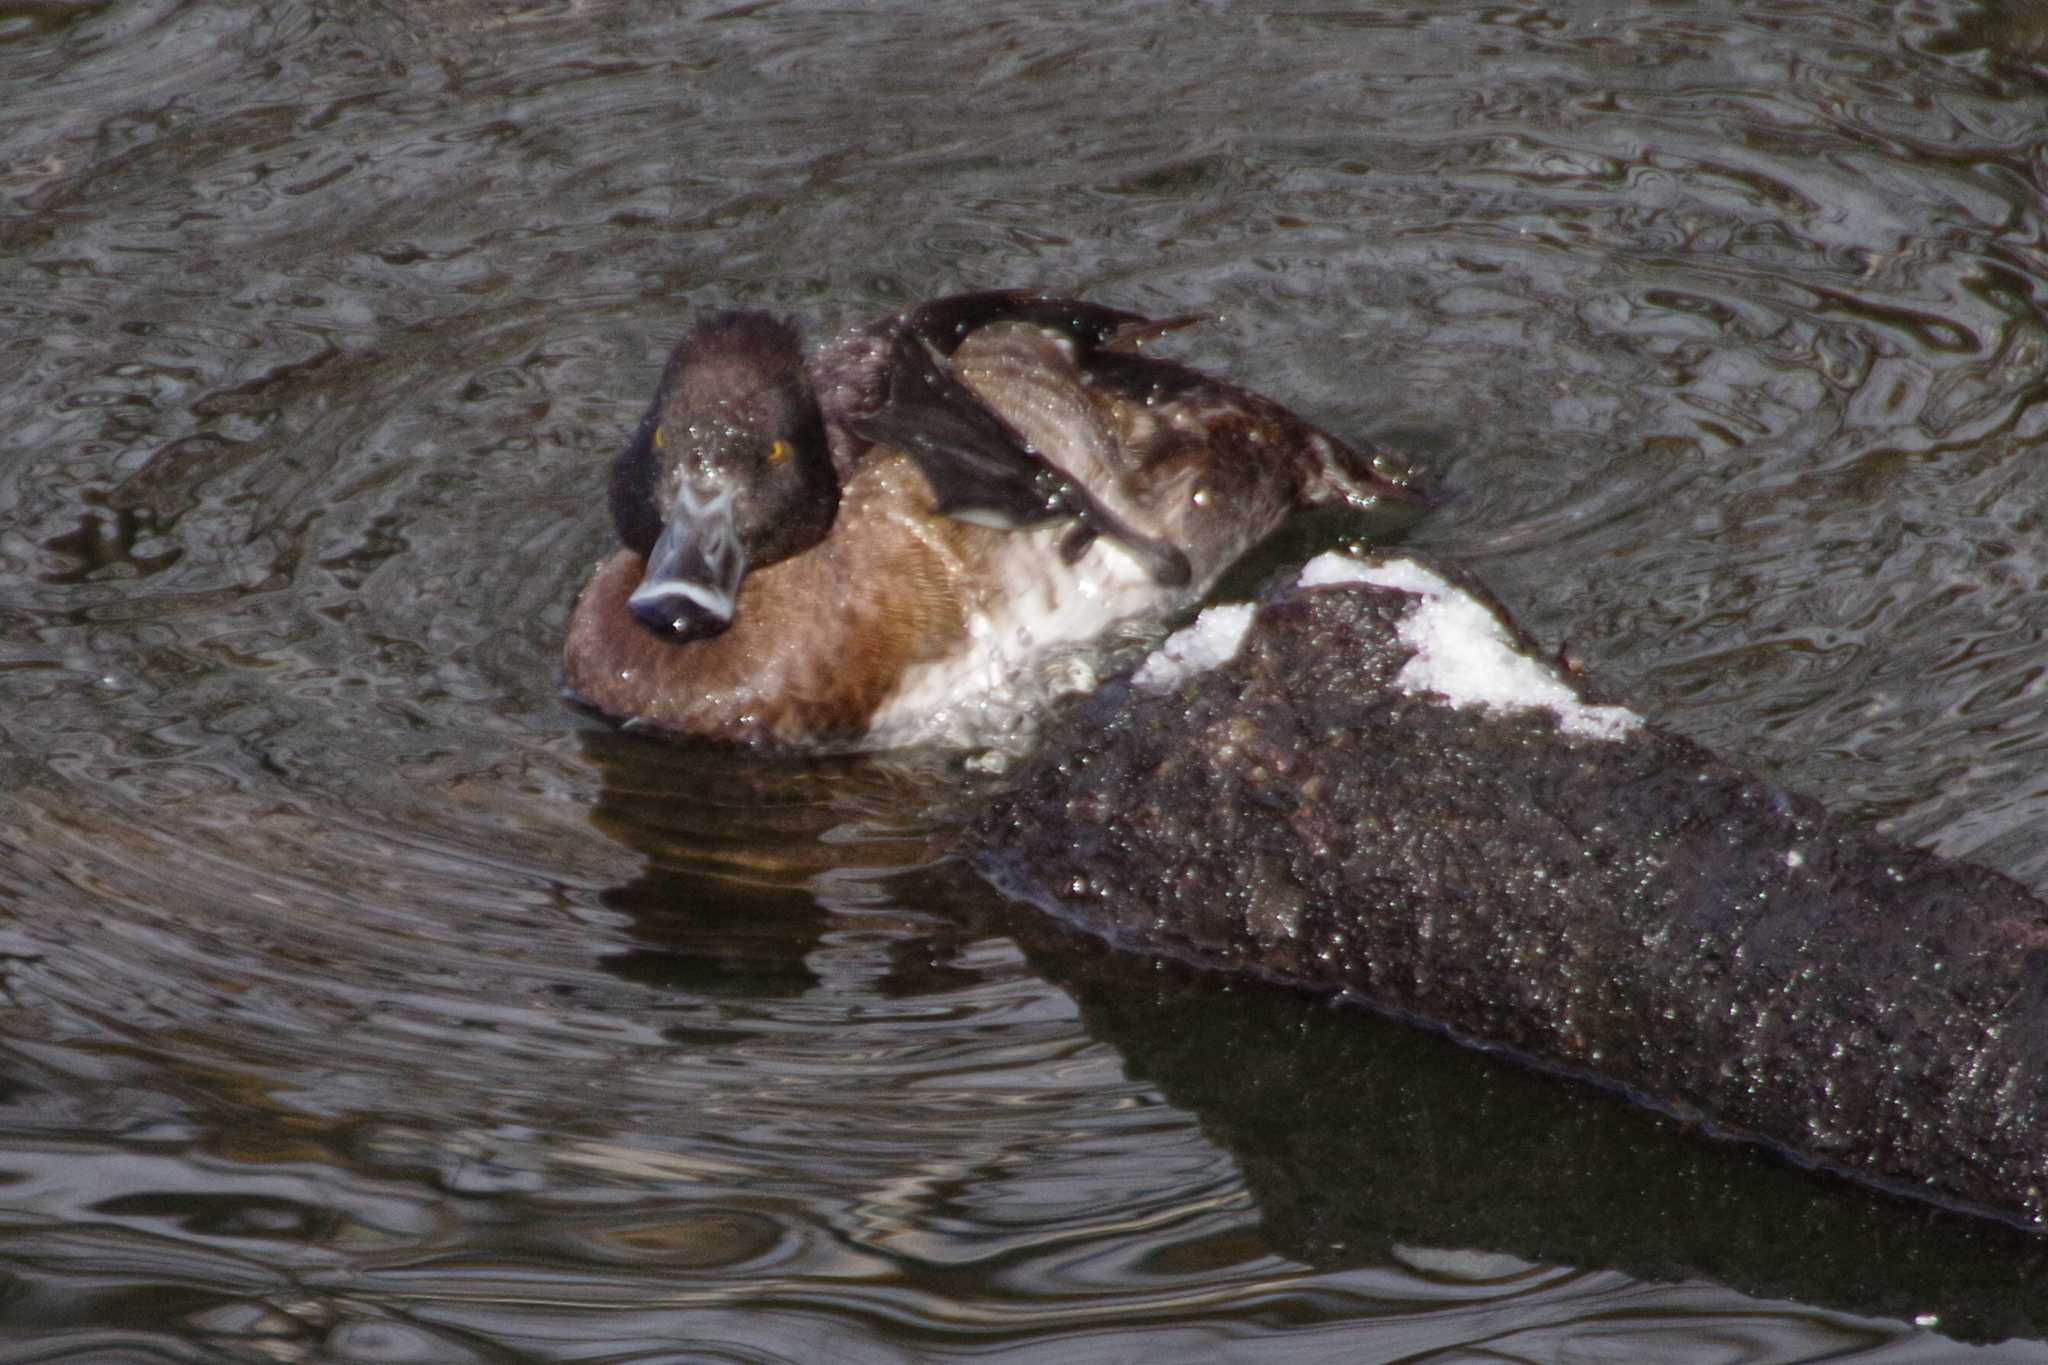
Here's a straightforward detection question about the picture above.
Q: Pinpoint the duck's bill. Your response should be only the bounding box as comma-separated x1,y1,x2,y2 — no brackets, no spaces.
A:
627,486,746,641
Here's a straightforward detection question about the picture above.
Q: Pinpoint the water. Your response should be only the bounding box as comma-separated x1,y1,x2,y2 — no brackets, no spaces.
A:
5,0,2048,1358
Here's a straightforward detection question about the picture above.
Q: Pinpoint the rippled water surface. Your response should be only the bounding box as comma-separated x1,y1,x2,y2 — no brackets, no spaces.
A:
7,0,2048,1359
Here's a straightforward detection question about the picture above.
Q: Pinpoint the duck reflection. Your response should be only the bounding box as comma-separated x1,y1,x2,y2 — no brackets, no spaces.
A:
579,727,966,1002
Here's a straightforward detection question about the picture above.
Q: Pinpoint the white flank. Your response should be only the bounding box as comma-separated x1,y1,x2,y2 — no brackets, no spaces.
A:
867,527,1184,751
1298,552,1640,740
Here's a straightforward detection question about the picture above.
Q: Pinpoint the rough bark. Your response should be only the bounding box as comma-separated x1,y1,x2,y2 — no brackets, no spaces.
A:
976,560,2048,1228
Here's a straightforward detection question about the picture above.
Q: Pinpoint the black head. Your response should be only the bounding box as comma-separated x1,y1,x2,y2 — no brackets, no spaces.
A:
609,311,840,640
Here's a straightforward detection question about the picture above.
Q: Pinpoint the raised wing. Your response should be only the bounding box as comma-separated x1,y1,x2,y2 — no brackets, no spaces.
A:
850,323,1191,586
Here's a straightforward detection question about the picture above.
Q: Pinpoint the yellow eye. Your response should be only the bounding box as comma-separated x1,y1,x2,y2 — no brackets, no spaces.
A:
768,439,791,465
652,425,668,450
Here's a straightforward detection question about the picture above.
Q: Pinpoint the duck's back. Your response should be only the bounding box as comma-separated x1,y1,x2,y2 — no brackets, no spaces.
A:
861,324,1358,749
947,322,1328,591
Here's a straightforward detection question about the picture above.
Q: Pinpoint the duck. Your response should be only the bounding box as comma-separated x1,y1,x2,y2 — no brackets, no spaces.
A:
563,289,1422,751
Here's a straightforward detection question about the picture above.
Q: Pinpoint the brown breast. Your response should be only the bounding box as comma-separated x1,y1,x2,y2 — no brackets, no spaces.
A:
563,454,983,747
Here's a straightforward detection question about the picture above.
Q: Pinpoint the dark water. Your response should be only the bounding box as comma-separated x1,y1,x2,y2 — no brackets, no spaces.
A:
5,0,2048,1359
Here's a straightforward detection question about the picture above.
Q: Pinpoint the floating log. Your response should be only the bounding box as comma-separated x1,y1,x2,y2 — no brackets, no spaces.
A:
976,552,2048,1229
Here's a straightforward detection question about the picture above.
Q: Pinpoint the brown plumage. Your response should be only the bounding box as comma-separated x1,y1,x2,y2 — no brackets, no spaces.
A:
564,291,1422,751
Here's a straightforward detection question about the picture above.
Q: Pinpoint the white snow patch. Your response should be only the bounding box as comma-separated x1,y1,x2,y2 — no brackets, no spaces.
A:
1297,552,1642,741
1132,603,1258,692
1298,552,1440,594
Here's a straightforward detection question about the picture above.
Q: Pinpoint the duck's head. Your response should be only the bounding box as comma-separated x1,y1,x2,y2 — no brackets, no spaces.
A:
609,311,838,641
